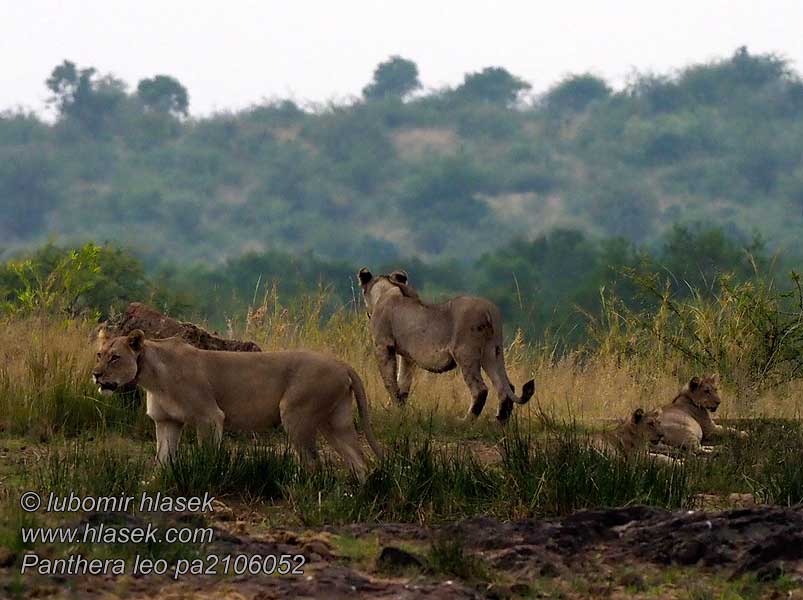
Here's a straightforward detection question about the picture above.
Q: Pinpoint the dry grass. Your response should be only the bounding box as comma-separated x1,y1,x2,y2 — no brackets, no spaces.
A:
2,283,801,440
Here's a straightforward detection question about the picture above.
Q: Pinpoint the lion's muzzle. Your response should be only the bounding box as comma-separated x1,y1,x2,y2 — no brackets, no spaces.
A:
93,372,119,394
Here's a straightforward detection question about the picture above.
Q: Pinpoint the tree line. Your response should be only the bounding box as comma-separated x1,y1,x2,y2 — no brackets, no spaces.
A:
0,223,776,347
2,47,803,271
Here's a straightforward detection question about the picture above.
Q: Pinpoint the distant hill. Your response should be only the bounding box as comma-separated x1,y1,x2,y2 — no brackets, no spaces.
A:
3,47,803,267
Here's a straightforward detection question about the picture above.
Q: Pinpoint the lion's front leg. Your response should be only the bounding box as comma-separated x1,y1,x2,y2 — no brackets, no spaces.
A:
705,422,749,442
154,419,183,464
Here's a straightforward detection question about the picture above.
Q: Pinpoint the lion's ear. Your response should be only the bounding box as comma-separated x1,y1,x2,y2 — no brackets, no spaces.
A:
689,376,701,392
95,325,109,348
357,267,373,286
389,270,409,285
127,329,145,352
708,373,720,386
631,408,645,424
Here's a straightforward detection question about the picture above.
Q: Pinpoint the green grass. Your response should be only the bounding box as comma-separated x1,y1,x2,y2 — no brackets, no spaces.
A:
7,416,801,536
501,424,693,515
142,423,700,524
30,436,149,499
16,418,802,530
428,535,491,582
158,438,299,501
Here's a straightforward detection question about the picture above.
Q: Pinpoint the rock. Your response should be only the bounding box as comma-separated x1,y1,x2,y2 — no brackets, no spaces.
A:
210,499,234,521
103,302,261,352
0,547,16,567
673,540,706,565
732,530,803,578
728,492,755,506
377,546,425,571
303,539,333,560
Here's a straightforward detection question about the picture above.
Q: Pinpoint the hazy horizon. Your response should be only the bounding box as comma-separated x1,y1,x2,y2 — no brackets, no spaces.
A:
2,0,802,118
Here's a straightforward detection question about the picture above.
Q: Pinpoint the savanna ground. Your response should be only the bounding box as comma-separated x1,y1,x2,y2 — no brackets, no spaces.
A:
1,286,803,599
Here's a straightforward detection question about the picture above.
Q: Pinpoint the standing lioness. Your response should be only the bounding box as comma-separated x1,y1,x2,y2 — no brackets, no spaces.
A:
358,268,535,422
93,329,382,474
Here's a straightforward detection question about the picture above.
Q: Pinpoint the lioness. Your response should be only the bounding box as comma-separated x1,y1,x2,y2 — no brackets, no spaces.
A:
357,268,535,422
593,408,678,465
92,329,383,475
659,375,748,451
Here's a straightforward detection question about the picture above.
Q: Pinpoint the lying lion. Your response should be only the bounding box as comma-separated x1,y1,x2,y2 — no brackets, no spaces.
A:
659,375,748,452
357,268,535,422
92,329,383,475
593,408,679,465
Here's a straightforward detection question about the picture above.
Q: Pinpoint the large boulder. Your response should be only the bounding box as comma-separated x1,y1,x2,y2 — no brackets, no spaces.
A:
104,302,261,352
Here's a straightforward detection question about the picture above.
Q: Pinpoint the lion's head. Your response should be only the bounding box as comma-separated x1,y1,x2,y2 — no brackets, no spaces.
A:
683,375,722,412
92,328,145,396
629,407,664,444
357,268,416,316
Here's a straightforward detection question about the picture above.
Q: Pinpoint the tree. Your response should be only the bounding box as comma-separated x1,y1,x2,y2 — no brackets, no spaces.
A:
455,67,531,104
45,60,125,133
362,56,421,100
137,75,189,117
658,224,767,295
544,73,611,112
0,147,62,238
0,242,149,318
586,176,658,242
46,60,90,115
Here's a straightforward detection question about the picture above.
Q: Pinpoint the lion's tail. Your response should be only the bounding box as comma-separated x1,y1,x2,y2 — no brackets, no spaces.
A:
347,367,384,460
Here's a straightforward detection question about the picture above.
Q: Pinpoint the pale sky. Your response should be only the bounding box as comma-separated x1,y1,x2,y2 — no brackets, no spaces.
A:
2,0,801,117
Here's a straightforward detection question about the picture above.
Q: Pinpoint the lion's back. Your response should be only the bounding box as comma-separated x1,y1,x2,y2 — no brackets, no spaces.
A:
660,404,703,448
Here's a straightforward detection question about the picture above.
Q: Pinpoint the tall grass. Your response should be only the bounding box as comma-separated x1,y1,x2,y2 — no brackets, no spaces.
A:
151,426,695,525
3,280,802,443
501,425,693,514
158,438,297,500
9,415,801,532
30,437,148,498
0,317,149,437
586,273,803,415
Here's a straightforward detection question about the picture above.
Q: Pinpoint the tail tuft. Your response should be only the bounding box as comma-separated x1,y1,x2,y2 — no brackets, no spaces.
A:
515,379,536,404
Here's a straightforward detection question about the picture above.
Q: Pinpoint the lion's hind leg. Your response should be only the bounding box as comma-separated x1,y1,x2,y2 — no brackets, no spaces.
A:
397,355,417,404
321,423,368,480
281,396,320,469
480,343,517,422
457,359,489,420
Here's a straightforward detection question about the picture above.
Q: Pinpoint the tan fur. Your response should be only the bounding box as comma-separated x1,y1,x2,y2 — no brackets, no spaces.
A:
357,268,535,422
659,375,748,451
92,329,383,476
594,408,679,465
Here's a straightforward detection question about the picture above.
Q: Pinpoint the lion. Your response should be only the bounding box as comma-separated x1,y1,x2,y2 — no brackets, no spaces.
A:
593,408,679,465
92,329,383,476
357,268,535,422
658,375,748,451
